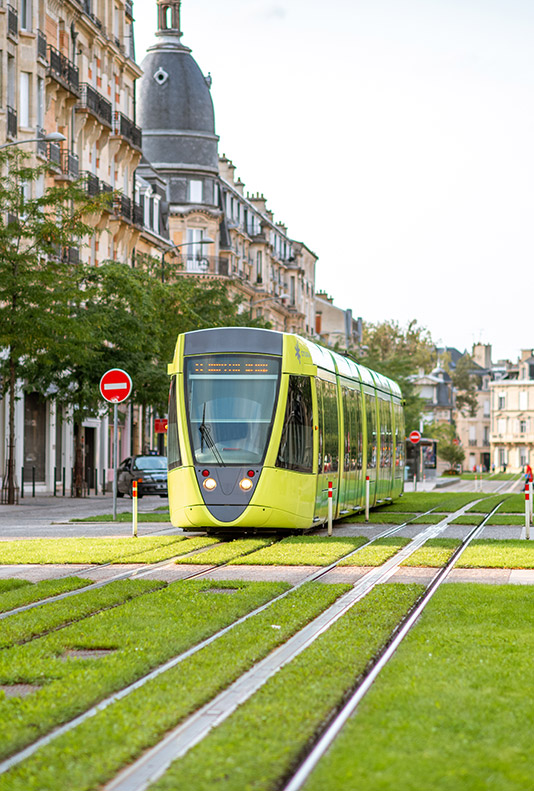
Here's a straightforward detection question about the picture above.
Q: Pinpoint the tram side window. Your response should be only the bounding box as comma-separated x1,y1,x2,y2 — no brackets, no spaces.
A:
276,376,313,472
379,398,393,469
366,393,377,469
394,402,405,477
167,376,182,470
321,380,339,473
355,389,364,470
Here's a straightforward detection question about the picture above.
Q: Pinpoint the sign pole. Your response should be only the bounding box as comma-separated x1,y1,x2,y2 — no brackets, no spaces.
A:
525,486,530,540
529,481,533,528
365,476,370,522
132,480,138,537
113,402,118,522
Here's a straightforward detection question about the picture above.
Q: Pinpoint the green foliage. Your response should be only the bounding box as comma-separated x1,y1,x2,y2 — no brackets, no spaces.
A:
149,584,424,791
425,421,466,469
449,354,480,417
0,582,348,791
230,536,368,565
0,577,90,615
352,319,436,432
303,585,534,791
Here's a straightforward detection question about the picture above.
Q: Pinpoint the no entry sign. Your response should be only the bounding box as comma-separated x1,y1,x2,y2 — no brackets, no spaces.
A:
409,430,422,444
99,369,132,403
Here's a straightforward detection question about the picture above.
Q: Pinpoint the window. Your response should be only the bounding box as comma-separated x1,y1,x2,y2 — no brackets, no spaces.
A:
497,393,505,410
318,379,339,473
497,418,506,434
366,394,377,469
21,0,31,31
189,180,203,203
256,251,263,282
520,391,528,410
185,228,210,272
520,420,527,434
213,182,219,207
276,376,313,473
483,399,490,417
19,72,31,127
167,377,181,470
37,76,44,128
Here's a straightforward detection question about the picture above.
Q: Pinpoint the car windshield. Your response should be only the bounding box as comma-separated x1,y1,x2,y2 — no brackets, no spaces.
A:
132,456,167,471
185,354,280,465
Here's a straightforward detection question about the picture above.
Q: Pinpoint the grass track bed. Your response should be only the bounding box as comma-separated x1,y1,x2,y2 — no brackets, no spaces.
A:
0,578,91,614
175,537,275,565
0,580,30,595
465,494,507,514
147,584,424,791
376,492,489,514
0,579,290,761
0,536,216,565
230,536,367,566
497,494,529,513
0,582,351,791
0,578,166,650
452,514,523,526
303,584,534,791
348,513,417,525
338,537,411,566
71,512,170,523
401,539,461,567
458,539,534,568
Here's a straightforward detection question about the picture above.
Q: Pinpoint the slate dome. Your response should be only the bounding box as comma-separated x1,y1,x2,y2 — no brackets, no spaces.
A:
138,1,219,175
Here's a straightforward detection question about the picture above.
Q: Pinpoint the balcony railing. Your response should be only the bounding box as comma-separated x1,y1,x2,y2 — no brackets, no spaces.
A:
7,4,17,37
78,83,112,127
125,0,133,18
112,111,142,149
132,202,144,226
37,29,47,60
6,105,17,138
178,256,229,276
62,247,80,265
468,439,478,447
36,129,48,158
81,172,114,207
47,45,79,95
48,141,61,167
61,150,79,178
113,194,132,221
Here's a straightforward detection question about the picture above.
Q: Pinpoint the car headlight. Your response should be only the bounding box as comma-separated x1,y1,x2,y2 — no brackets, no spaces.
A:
239,478,254,492
203,477,217,491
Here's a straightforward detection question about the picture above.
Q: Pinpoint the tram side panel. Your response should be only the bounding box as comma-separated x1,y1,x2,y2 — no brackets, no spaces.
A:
314,375,341,523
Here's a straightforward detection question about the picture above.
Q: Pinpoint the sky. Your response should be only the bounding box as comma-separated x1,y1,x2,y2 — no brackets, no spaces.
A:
133,0,534,363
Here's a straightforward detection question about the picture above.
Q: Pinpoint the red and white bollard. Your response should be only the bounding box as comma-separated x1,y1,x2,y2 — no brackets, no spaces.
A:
525,485,530,540
132,480,138,538
328,481,333,536
365,475,370,522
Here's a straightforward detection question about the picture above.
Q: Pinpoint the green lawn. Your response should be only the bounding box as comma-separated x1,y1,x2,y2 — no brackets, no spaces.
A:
347,512,417,525
303,585,534,791
0,536,217,565
338,537,411,566
0,582,351,791
175,537,276,565
400,538,461,567
373,492,490,514
72,512,171,523
230,536,368,566
0,577,91,615
147,584,424,791
458,539,534,569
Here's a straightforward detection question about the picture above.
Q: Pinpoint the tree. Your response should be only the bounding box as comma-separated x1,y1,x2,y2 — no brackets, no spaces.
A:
352,319,436,432
425,422,465,472
450,354,479,417
0,149,108,504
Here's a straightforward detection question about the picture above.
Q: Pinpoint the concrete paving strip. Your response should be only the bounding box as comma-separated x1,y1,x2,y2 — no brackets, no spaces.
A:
103,506,476,791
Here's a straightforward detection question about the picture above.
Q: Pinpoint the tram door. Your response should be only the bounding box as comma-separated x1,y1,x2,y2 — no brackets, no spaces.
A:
363,387,378,507
315,376,341,522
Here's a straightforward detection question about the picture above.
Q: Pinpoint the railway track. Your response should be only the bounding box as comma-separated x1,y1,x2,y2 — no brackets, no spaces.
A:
0,496,505,786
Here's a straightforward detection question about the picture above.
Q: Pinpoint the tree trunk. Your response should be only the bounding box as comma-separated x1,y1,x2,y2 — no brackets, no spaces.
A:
74,424,84,498
5,353,17,505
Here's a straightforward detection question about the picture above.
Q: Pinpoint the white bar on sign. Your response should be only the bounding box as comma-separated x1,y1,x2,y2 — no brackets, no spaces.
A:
104,382,128,390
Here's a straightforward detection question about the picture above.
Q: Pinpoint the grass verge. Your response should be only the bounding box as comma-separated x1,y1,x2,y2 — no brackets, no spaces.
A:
464,494,508,514
147,584,424,791
400,538,461,567
303,584,534,791
347,513,417,525
0,582,352,791
0,580,30,595
230,536,367,565
0,579,290,760
496,494,529,514
0,579,165,650
338,537,411,566
0,577,91,616
458,539,534,568
175,537,275,565
71,512,170,523
0,536,216,565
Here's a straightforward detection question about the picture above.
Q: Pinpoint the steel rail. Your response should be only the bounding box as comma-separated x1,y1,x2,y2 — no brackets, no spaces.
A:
281,501,503,791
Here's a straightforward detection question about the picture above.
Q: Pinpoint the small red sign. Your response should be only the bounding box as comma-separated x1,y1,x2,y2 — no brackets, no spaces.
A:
154,418,168,434
99,369,132,403
409,430,422,444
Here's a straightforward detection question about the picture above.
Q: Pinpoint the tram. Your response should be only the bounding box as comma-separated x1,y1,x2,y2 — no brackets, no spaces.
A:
167,327,405,532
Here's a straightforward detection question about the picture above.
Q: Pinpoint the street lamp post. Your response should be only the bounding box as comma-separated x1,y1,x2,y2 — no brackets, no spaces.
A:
0,131,66,151
161,237,214,283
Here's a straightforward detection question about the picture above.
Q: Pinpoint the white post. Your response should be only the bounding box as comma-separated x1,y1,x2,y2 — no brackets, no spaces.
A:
365,476,370,522
132,479,138,538
529,482,533,530
327,481,333,536
525,486,530,540
413,473,417,492
112,403,118,521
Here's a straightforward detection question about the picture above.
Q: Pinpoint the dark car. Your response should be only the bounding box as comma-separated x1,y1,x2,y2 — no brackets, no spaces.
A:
117,455,168,498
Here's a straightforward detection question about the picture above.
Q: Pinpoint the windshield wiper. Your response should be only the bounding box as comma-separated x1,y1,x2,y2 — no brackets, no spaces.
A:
199,403,225,466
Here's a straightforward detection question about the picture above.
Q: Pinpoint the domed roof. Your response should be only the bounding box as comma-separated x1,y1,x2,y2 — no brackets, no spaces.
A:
138,1,219,175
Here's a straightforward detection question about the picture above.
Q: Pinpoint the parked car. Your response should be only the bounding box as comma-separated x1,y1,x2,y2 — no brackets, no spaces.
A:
117,455,168,498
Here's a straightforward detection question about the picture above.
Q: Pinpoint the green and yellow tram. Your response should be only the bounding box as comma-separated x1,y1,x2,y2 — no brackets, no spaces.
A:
167,327,404,532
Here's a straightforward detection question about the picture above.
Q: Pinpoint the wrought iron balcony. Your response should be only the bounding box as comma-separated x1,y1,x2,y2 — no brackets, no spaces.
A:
6,106,17,139
132,202,144,226
37,30,47,60
36,129,48,158
48,141,61,167
112,111,142,149
61,150,79,179
47,45,80,96
113,193,132,222
7,4,18,37
81,172,114,206
78,83,112,127
125,0,133,18
62,247,80,265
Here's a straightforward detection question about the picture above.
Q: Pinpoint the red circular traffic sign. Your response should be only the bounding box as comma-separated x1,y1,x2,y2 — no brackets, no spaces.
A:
409,430,422,444
99,369,132,403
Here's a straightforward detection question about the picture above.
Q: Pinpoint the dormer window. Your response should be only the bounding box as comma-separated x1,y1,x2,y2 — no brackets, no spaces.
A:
189,179,203,203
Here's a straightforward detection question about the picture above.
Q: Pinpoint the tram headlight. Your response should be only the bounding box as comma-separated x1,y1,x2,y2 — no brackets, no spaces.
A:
203,477,217,491
239,478,254,492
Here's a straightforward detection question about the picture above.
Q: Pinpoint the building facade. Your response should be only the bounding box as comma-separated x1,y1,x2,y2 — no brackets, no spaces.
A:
490,349,534,473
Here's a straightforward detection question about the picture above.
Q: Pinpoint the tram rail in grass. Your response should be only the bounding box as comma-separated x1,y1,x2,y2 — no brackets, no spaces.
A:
0,578,91,615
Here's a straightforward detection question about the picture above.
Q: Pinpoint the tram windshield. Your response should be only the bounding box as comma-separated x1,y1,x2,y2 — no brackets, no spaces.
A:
185,354,281,465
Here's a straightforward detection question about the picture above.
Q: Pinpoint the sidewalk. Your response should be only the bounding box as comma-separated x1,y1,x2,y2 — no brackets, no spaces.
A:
0,494,176,538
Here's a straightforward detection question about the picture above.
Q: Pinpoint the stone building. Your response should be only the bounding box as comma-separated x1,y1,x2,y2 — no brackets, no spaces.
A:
314,292,362,351
490,349,534,473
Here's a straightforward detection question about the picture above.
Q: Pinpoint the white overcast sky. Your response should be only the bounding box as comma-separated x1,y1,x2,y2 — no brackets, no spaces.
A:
133,0,534,363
